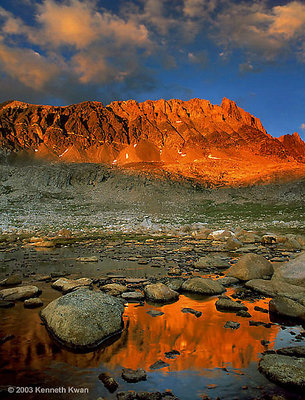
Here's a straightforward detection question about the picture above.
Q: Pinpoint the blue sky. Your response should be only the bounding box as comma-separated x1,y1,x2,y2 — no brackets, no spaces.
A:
0,0,304,139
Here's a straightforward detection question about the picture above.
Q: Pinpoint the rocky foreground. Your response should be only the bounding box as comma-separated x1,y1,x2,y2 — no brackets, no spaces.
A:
0,227,305,399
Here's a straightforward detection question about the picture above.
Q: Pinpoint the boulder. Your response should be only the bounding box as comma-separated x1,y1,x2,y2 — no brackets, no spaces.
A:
166,278,184,292
32,240,55,248
144,283,179,303
52,278,92,293
181,277,225,295
273,252,305,287
0,285,40,301
194,255,230,269
40,289,124,349
269,297,305,320
208,230,234,241
258,353,305,390
227,253,273,281
245,279,305,301
100,283,127,296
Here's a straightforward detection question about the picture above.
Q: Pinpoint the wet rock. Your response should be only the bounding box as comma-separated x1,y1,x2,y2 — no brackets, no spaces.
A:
236,310,252,318
24,297,43,308
166,278,184,292
168,267,181,276
216,277,239,287
273,252,305,287
261,235,277,245
224,321,240,329
192,228,212,239
121,291,144,301
0,300,15,308
181,277,225,295
164,350,180,359
269,297,305,320
0,285,40,301
149,360,170,370
52,278,92,293
258,353,305,390
98,372,118,393
50,272,68,278
100,283,127,296
76,256,98,262
279,236,302,251
194,255,229,269
227,253,273,281
121,368,147,383
0,274,22,286
144,283,179,303
147,310,164,317
215,298,248,312
249,321,271,328
181,307,202,317
40,289,124,350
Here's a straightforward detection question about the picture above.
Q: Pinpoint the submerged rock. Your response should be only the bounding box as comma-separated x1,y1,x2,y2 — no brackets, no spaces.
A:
144,283,179,303
181,277,225,295
147,310,164,317
40,289,124,350
0,285,40,301
227,253,273,281
149,360,170,370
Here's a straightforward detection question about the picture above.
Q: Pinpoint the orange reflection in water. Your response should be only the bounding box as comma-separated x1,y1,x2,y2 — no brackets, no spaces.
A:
0,293,279,378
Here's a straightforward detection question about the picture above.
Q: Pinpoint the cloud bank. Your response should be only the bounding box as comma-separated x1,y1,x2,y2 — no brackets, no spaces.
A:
0,0,304,104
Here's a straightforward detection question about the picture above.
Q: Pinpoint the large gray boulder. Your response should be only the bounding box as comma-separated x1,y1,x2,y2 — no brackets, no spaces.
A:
259,353,305,390
0,285,40,301
227,253,273,281
144,283,179,303
181,277,225,295
273,252,305,287
40,289,124,350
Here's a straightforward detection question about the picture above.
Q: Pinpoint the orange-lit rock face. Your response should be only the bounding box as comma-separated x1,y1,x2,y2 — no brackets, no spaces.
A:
1,98,305,186
0,293,278,376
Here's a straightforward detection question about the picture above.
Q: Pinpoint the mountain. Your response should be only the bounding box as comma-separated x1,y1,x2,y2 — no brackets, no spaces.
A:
0,97,304,186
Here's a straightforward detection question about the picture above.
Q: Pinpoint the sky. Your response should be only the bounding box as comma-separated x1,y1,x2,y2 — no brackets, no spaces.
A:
0,0,304,139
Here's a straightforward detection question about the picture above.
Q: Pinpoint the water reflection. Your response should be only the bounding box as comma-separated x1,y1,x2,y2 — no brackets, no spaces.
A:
0,293,278,379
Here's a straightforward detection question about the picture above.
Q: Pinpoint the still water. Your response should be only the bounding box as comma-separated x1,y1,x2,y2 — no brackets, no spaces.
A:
1,283,303,400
